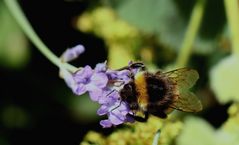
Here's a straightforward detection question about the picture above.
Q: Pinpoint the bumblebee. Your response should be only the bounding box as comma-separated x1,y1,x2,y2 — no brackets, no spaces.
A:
118,62,202,122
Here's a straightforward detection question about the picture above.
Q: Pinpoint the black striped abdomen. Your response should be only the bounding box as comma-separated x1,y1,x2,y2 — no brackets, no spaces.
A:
145,73,167,104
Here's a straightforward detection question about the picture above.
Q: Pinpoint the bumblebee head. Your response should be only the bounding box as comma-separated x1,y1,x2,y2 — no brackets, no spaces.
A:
120,82,139,110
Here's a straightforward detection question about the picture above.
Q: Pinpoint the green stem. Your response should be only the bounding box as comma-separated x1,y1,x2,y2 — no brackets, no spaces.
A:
4,0,78,72
224,0,239,55
152,129,161,145
175,0,205,68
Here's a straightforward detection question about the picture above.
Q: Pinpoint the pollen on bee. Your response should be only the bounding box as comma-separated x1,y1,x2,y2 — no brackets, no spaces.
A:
134,72,149,109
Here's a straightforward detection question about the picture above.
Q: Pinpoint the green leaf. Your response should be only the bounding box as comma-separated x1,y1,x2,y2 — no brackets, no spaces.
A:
177,116,216,145
210,55,239,104
113,0,224,54
116,0,183,34
0,2,30,69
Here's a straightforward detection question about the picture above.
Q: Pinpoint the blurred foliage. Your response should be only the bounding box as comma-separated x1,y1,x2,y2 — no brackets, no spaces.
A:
0,137,9,145
1,105,29,128
80,103,239,145
76,0,230,69
177,116,216,145
177,103,239,145
210,55,239,104
0,1,30,69
81,116,182,145
67,93,100,123
107,0,225,55
73,0,239,144
77,7,141,68
218,103,239,145
76,7,173,69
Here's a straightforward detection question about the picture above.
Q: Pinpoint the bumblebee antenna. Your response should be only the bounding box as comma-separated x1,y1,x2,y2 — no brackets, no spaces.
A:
105,89,122,112
105,89,116,97
116,62,146,71
129,62,146,70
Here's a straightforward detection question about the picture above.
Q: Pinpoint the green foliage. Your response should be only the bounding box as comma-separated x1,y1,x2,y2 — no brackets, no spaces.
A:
77,7,142,68
177,116,216,145
0,2,30,69
1,105,29,128
68,94,100,123
177,103,239,145
81,116,182,145
177,104,239,145
113,0,223,54
75,0,239,144
210,55,239,104
217,103,239,145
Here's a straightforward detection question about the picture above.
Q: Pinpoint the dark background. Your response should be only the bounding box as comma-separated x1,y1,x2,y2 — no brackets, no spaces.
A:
1,1,108,145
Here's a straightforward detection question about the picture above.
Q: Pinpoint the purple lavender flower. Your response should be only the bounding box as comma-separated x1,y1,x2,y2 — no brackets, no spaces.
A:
59,44,85,93
98,95,135,128
60,45,143,127
61,44,85,62
71,64,134,127
73,65,108,101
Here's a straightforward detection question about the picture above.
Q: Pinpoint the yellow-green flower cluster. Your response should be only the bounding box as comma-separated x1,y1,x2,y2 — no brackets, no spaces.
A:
76,7,151,69
81,116,182,145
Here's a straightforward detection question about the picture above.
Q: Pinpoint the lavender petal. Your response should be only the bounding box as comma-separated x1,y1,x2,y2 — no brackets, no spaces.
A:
61,44,85,62
90,72,108,88
95,62,107,72
115,101,130,116
74,83,87,95
100,120,113,128
86,84,103,101
108,112,124,125
97,105,108,115
74,65,93,83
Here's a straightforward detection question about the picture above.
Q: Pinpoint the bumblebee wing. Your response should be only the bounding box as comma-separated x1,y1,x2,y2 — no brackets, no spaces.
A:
159,68,202,112
159,68,199,89
170,91,202,112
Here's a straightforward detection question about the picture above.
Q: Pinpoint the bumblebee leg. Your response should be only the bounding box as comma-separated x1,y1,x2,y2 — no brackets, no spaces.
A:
110,100,122,112
127,112,149,122
151,111,167,119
